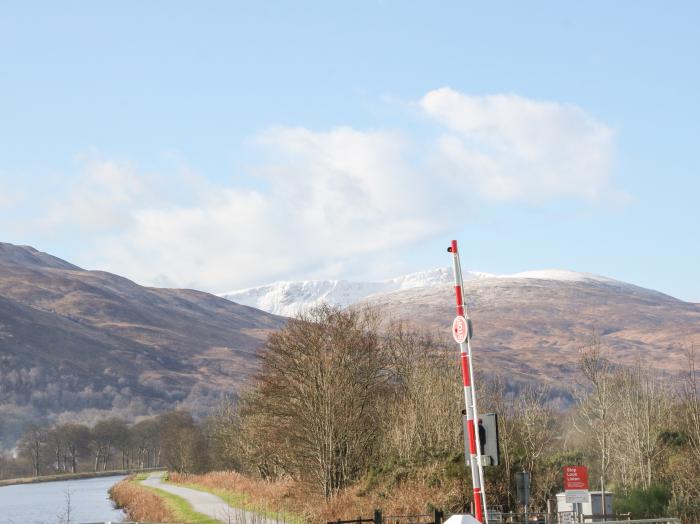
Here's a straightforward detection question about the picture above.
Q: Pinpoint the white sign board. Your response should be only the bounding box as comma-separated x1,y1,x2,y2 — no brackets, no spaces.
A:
565,489,589,503
559,512,574,524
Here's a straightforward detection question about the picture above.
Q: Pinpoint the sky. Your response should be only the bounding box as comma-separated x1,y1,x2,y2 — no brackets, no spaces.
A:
0,2,698,301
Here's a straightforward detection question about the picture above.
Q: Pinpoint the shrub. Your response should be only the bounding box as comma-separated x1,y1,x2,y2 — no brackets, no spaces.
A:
614,485,672,519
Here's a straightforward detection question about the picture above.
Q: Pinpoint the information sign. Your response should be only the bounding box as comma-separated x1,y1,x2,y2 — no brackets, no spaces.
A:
565,490,589,503
563,466,589,490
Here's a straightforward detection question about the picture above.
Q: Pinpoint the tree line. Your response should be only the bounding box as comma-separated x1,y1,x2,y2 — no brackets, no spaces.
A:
4,305,697,523
0,410,207,479
204,306,700,523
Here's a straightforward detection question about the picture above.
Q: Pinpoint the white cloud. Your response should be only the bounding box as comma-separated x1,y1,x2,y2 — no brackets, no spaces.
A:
34,89,621,291
42,157,145,231
420,88,617,202
88,127,443,291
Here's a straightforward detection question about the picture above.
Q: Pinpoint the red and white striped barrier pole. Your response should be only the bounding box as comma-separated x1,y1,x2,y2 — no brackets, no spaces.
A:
448,240,488,523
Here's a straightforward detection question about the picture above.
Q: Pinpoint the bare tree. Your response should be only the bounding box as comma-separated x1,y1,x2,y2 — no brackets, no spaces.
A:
90,417,127,471
575,337,614,493
46,427,66,472
516,384,557,475
57,423,90,473
480,375,518,509
18,423,47,476
681,343,700,464
159,410,208,474
382,326,461,463
610,363,672,489
57,488,73,524
254,305,390,498
131,418,160,468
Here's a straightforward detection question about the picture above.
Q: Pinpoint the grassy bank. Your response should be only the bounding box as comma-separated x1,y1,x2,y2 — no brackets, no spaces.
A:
167,473,304,524
110,460,465,524
111,475,177,523
167,462,464,524
110,472,222,524
0,467,163,487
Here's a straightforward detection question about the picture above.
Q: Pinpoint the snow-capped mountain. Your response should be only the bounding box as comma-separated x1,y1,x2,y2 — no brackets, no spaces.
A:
357,270,697,385
219,267,699,386
220,267,620,316
221,268,486,316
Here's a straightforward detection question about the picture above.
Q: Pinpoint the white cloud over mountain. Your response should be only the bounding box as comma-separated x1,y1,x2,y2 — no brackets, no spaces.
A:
33,89,620,291
421,88,617,202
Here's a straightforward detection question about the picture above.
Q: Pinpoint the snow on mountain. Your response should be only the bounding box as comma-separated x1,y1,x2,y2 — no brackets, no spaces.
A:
502,269,616,283
220,267,623,316
221,268,488,316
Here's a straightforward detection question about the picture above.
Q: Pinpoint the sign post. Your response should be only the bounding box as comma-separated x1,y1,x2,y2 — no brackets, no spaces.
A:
563,466,589,506
448,240,487,523
515,471,530,523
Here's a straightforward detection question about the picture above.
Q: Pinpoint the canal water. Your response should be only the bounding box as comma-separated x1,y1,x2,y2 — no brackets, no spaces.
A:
0,474,126,524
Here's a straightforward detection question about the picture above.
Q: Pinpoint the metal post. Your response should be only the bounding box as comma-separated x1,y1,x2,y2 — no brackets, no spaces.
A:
374,509,383,524
449,240,488,523
434,509,444,524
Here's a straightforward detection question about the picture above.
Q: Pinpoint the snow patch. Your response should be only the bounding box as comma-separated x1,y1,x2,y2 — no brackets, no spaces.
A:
221,268,491,316
221,268,621,316
499,269,615,283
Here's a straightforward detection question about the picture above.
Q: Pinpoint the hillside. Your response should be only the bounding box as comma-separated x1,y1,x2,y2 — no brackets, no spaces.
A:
224,268,699,388
360,273,699,384
0,243,285,446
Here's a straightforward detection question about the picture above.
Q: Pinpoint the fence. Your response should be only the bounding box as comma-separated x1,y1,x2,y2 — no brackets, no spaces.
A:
582,520,680,524
328,508,445,524
484,512,680,524
557,515,680,524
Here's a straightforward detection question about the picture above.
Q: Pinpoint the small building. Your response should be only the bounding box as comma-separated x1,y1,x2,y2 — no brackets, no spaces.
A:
556,491,613,523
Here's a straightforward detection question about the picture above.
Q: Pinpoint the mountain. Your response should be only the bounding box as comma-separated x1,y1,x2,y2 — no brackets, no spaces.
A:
219,267,621,317
220,268,493,316
360,272,699,385
223,268,700,389
0,243,285,446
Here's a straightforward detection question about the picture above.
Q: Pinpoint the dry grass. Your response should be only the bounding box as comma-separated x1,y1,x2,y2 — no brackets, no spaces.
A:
110,476,177,523
169,471,300,517
169,465,464,524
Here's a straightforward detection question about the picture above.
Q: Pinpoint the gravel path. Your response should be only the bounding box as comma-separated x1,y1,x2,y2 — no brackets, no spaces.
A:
141,472,263,523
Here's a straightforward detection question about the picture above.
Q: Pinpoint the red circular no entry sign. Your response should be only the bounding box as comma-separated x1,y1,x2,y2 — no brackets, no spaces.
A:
452,315,468,343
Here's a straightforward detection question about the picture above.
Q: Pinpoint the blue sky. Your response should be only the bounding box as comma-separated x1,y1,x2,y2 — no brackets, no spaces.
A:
0,2,698,301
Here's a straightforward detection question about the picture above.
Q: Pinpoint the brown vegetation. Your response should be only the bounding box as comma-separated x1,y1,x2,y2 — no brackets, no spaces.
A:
0,242,285,448
361,277,700,384
169,468,460,523
110,476,176,523
200,306,700,523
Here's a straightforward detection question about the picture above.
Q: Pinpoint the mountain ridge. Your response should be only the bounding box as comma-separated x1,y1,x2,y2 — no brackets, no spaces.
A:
0,242,285,447
221,267,699,389
2,242,697,445
220,267,659,316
